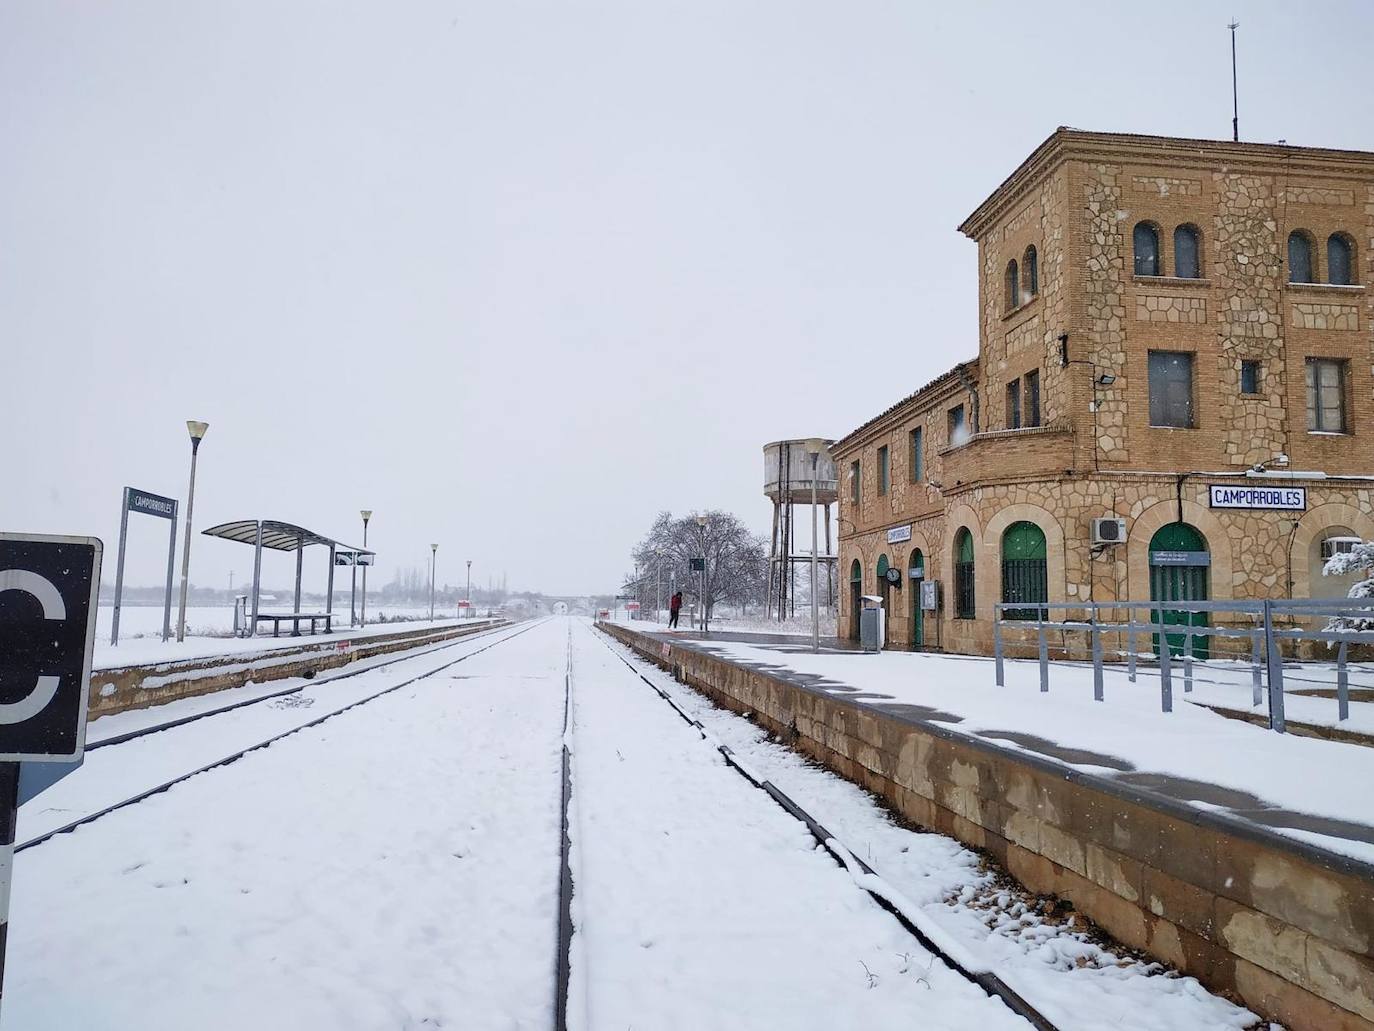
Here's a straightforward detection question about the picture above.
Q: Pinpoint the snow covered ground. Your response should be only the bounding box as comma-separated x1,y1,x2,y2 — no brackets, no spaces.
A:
6,617,1275,1029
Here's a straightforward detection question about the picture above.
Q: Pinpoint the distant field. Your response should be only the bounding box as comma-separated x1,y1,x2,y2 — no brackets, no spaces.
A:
96,604,447,640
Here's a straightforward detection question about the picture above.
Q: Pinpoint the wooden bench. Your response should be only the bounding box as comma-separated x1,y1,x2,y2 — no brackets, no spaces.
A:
255,612,333,637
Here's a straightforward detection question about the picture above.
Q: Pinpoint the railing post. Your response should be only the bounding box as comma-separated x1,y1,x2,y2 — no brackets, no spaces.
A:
1126,608,1137,683
993,607,1005,687
1037,609,1049,693
1263,599,1285,733
1250,630,1263,707
1182,623,1194,693
1091,608,1104,702
1337,640,1350,722
1157,600,1172,713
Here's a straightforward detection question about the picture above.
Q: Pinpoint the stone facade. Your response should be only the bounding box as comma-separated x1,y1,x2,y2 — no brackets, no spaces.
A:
834,130,1374,652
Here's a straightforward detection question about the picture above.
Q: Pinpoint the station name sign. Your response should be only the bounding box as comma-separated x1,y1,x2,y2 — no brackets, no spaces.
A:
886,524,912,544
127,487,177,519
1209,485,1306,511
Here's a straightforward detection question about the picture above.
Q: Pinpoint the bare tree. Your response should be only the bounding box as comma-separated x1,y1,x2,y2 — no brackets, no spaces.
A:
627,510,767,619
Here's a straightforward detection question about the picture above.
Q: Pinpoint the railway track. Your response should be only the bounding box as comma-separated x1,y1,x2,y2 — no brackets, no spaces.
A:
561,623,1063,1031
86,619,510,751
17,618,550,853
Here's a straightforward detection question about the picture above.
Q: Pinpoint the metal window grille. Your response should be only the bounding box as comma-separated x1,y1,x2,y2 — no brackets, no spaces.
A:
1001,558,1047,621
955,560,976,618
1024,370,1040,427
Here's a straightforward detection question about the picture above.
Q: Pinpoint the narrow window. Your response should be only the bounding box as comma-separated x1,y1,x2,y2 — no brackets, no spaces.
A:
1306,358,1347,433
1174,224,1201,279
1240,360,1261,395
1006,378,1021,429
877,445,889,495
948,404,967,445
849,460,860,503
909,427,923,484
1133,222,1160,276
1288,231,1314,284
1328,234,1354,286
1148,350,1195,428
954,528,976,619
1005,260,1020,311
1024,370,1041,427
1023,246,1039,297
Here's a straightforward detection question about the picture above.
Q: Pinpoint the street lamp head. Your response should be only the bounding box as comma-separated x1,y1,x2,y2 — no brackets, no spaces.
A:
360,509,372,522
186,420,209,441
804,436,827,455
431,543,438,552
695,515,707,527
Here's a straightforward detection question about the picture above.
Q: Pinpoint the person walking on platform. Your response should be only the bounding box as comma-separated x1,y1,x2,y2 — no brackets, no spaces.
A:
668,590,683,629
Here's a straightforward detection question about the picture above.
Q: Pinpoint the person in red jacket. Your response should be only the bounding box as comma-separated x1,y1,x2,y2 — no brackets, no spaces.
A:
668,590,683,629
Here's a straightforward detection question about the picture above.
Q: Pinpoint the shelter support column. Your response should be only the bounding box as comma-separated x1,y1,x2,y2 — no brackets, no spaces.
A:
325,544,336,633
251,521,264,636
292,534,304,636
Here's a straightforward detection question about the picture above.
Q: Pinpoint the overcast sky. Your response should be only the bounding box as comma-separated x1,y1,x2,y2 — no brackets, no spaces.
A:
4,0,1371,597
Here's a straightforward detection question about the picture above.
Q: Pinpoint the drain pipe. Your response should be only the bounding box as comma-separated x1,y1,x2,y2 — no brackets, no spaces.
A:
956,364,980,433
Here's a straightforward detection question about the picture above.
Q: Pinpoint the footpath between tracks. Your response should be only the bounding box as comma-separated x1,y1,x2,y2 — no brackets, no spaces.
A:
597,621,1374,1031
89,619,505,719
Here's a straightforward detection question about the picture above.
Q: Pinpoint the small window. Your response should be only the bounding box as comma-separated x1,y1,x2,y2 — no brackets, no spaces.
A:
1024,370,1041,427
948,404,967,446
1306,358,1346,433
849,460,860,503
1288,231,1315,284
1133,222,1160,276
1005,260,1020,311
1174,224,1201,279
1023,246,1039,297
1240,360,1261,395
1006,378,1021,430
1148,350,1195,428
877,445,889,495
1328,234,1355,286
909,427,923,484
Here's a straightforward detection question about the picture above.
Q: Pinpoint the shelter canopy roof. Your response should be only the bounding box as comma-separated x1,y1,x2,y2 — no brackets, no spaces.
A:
201,519,372,557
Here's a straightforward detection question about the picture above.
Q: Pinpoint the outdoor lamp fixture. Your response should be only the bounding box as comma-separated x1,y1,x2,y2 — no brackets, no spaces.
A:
430,543,438,621
360,510,373,626
1097,373,1116,387
805,437,827,654
175,420,210,643
466,559,472,619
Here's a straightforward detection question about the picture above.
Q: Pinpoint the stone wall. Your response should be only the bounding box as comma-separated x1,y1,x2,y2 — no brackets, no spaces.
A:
600,621,1374,1031
88,620,505,717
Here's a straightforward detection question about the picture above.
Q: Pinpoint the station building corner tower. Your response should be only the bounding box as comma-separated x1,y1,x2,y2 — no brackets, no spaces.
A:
833,128,1374,654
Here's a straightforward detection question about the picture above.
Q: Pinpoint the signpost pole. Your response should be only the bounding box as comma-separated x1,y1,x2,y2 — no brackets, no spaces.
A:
111,489,131,645
325,544,336,632
162,503,178,642
0,761,18,1013
350,557,358,627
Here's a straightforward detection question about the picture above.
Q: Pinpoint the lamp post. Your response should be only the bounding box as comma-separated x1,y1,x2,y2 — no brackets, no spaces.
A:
360,510,372,625
175,420,209,643
806,438,827,653
466,559,472,619
430,543,438,621
696,514,708,633
655,549,663,624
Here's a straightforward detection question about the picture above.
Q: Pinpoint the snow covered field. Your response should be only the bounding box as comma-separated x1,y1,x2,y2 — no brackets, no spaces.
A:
7,617,1271,1029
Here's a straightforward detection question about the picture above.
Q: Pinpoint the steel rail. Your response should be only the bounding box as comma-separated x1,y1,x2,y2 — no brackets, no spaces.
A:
17,619,550,853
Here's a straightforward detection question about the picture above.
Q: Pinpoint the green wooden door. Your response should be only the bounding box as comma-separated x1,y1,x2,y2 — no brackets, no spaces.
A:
849,560,862,641
1149,523,1210,658
1001,521,1048,621
876,554,890,643
909,550,924,648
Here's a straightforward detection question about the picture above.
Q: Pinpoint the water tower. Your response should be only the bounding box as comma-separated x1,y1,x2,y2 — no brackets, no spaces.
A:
763,439,838,621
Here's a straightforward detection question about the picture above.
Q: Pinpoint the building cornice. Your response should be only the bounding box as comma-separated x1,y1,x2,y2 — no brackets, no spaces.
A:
832,359,978,457
958,127,1374,241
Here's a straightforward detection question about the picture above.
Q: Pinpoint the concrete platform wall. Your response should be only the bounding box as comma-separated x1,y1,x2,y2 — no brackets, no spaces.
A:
599,622,1374,1031
89,621,507,718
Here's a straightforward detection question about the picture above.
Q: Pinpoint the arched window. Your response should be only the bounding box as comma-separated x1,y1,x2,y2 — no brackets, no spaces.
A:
848,559,863,642
1174,224,1201,279
1023,246,1039,297
1311,529,1362,600
1288,231,1315,284
1001,521,1047,620
1133,222,1160,276
1005,260,1020,311
1328,234,1355,286
953,528,975,619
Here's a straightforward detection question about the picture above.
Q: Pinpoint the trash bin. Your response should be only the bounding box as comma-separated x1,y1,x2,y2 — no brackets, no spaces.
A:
860,595,885,652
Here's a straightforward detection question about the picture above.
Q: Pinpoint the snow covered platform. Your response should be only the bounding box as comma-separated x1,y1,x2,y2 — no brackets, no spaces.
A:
602,621,1374,1031
88,617,503,719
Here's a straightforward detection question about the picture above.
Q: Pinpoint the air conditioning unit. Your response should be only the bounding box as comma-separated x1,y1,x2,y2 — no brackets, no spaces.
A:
1321,536,1361,561
1092,517,1126,545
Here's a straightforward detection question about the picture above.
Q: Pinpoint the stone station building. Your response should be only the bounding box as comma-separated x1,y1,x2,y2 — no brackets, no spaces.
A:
834,129,1374,654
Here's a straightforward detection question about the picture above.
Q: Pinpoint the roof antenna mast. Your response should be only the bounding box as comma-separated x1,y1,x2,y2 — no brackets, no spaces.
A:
1229,19,1240,142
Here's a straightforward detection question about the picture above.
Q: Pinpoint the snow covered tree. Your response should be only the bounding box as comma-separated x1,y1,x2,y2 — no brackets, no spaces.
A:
1323,541,1374,630
628,510,767,618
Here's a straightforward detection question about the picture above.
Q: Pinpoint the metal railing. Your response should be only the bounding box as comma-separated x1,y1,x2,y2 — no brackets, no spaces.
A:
991,597,1374,733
